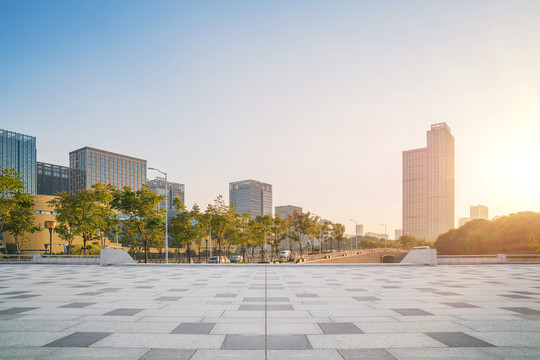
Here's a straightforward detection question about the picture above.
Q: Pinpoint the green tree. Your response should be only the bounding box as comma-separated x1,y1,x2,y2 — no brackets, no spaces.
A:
55,223,75,255
205,196,234,262
169,197,204,263
289,211,316,255
269,214,288,260
330,223,346,251
111,185,165,263
1,168,26,235
3,192,41,254
528,232,540,252
49,184,113,255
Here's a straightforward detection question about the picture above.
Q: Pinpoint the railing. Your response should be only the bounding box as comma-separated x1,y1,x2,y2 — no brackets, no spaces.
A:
32,254,100,264
0,254,34,262
437,254,540,265
506,254,540,264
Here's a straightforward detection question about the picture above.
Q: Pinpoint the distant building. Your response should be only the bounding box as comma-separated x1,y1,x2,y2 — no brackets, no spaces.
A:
403,123,455,241
395,229,402,240
458,217,471,227
470,205,488,220
0,129,37,194
147,177,185,216
229,179,272,219
69,147,146,193
275,205,302,219
356,224,364,237
37,162,70,196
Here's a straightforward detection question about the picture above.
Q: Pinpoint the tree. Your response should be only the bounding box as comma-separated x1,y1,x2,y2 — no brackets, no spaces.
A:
169,197,204,264
269,214,288,260
49,184,113,255
205,196,234,262
528,232,540,253
331,223,346,251
111,185,165,263
1,168,26,235
289,211,316,255
55,223,75,255
3,192,41,254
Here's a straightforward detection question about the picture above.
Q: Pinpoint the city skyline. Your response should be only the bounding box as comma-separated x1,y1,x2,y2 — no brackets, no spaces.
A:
2,1,540,235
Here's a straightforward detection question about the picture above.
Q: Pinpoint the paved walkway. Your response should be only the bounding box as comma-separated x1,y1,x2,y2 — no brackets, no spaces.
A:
0,264,539,359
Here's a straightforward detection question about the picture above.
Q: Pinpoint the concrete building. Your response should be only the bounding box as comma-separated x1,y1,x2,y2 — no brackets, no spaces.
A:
37,162,70,196
356,224,364,237
403,123,455,241
459,217,471,227
69,147,146,193
395,229,402,240
147,177,185,216
229,179,272,219
275,205,302,219
365,232,389,240
470,205,489,220
0,129,37,194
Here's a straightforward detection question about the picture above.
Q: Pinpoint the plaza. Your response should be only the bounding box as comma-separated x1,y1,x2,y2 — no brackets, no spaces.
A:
0,264,539,359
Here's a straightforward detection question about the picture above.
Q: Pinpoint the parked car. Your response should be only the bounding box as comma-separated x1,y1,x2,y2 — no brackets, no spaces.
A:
208,256,230,263
230,255,244,263
279,250,291,259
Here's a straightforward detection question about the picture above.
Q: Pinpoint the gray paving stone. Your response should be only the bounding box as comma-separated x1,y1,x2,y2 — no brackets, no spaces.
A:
76,292,103,296
339,348,397,360
243,297,289,302
501,307,540,315
44,332,112,347
139,348,196,360
103,308,143,316
0,307,37,315
40,347,149,359
239,304,293,311
425,332,495,347
0,346,59,359
354,296,381,301
222,334,312,350
59,302,95,308
171,323,215,334
6,294,39,299
392,308,434,316
318,323,363,334
387,347,499,359
296,294,318,298
480,346,540,359
442,302,479,308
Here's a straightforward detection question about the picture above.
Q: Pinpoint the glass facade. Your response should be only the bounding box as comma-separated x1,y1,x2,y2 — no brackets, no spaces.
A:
0,129,37,194
37,162,70,196
147,177,185,216
69,147,146,193
229,179,272,219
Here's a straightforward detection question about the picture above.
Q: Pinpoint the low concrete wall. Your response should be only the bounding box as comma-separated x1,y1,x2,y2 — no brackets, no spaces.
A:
400,248,437,266
32,254,100,265
307,250,407,264
100,247,135,266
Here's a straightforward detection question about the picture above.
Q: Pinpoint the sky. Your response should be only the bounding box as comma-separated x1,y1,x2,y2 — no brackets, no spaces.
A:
2,0,540,237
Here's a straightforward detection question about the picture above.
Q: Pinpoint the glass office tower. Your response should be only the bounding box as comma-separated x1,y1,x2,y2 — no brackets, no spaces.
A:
37,162,70,195
0,129,37,194
229,179,272,219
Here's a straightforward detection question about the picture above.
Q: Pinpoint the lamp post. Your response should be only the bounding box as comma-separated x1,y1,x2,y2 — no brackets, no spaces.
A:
349,219,358,250
44,220,56,256
148,167,168,264
380,224,387,249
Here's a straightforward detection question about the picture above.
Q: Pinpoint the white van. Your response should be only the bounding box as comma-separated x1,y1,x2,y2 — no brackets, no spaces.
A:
279,250,291,259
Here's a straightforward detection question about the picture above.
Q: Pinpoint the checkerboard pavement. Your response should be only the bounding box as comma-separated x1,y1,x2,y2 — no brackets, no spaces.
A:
1,263,539,359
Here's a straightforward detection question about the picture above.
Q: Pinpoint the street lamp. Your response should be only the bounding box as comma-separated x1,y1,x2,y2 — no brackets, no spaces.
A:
44,220,56,256
349,219,358,250
380,224,387,249
148,167,168,264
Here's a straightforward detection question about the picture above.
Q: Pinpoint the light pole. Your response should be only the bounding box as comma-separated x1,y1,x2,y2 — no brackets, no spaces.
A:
44,220,56,256
148,167,168,264
349,219,358,250
380,224,387,249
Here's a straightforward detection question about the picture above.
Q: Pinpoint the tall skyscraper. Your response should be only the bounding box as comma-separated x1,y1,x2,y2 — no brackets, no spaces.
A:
147,177,185,216
37,162,70,195
275,205,302,219
470,205,488,220
0,129,37,194
229,179,272,219
403,123,455,241
69,147,146,193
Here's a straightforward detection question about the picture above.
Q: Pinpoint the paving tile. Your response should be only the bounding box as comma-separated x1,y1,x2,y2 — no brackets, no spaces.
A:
239,304,294,311
0,346,59,359
442,302,479,308
480,346,540,359
339,348,397,360
308,333,445,349
40,347,149,359
156,296,182,301
215,294,237,298
501,307,540,315
0,307,37,315
6,294,39,299
171,323,215,334
354,296,381,301
44,332,112,347
191,350,264,360
77,292,103,296
91,333,225,349
392,308,434,316
243,297,289,302
500,294,533,299
103,308,143,316
139,348,196,360
296,294,318,298
387,347,499,359
318,323,363,334
221,334,312,350
269,350,343,359
425,332,495,347
59,302,96,308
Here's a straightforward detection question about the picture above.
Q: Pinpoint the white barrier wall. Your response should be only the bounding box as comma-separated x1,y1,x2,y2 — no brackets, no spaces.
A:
400,248,437,266
100,247,135,266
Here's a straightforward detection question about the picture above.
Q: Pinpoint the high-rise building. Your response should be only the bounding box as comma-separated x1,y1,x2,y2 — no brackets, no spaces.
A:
147,177,185,216
69,147,146,193
403,123,455,241
275,205,302,219
356,224,364,237
470,205,488,220
458,217,470,227
395,229,402,240
229,179,272,219
0,129,37,194
37,162,70,195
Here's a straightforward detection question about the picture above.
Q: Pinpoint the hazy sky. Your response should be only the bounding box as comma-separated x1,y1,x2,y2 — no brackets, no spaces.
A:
2,0,540,236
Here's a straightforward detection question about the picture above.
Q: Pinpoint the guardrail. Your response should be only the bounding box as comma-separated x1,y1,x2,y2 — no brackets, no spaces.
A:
32,254,100,264
0,254,34,262
437,254,540,264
